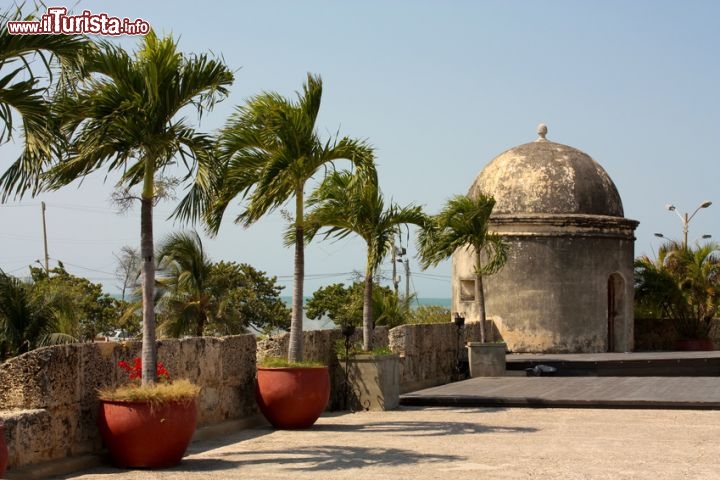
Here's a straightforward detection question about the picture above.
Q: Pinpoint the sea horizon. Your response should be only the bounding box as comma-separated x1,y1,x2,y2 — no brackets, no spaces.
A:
280,296,451,309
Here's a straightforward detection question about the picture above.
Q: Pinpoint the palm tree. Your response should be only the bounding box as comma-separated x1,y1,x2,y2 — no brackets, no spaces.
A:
0,4,92,200
417,193,508,343
305,170,425,350
635,240,720,340
156,231,215,337
177,73,374,362
0,269,72,359
46,32,233,384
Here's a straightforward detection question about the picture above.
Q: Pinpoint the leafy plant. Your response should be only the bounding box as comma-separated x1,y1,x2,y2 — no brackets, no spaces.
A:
98,357,199,404
407,305,452,324
257,357,325,368
635,240,720,340
306,282,411,329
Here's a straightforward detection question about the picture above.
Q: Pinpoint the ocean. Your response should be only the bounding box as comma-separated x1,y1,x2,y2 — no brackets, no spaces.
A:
282,296,452,330
281,296,450,307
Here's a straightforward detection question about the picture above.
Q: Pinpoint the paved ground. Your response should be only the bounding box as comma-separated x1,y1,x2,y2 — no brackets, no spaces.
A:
54,406,720,480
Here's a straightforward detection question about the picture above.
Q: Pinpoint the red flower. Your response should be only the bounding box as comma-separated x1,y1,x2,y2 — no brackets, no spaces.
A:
118,357,171,382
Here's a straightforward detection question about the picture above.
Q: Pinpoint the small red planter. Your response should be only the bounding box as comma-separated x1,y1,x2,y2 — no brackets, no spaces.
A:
675,339,715,351
255,366,330,429
97,399,197,468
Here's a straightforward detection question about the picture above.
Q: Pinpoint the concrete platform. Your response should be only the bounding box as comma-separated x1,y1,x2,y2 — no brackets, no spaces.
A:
401,376,720,409
404,352,720,409
506,351,720,376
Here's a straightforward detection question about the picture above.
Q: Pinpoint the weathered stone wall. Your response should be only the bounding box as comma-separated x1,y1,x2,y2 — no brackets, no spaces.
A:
0,335,257,469
0,323,477,471
390,322,482,393
454,215,637,353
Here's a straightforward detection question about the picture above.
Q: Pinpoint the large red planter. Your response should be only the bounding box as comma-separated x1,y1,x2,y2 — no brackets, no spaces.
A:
0,423,8,477
255,366,330,429
97,399,197,468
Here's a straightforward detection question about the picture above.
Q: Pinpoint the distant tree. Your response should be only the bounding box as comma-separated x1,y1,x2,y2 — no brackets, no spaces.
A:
306,283,363,327
155,231,217,337
372,288,413,329
0,265,123,358
29,264,123,341
306,281,408,329
207,261,290,335
155,231,290,337
418,194,508,343
114,246,141,301
0,269,59,359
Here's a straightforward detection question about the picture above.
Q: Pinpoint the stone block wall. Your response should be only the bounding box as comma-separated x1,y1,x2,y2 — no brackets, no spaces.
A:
0,335,258,470
258,323,480,398
0,323,476,471
390,322,482,393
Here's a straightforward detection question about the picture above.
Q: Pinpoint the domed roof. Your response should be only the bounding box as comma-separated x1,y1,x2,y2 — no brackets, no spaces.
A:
470,125,624,216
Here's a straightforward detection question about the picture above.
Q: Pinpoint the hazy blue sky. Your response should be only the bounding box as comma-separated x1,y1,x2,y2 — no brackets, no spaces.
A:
1,0,719,299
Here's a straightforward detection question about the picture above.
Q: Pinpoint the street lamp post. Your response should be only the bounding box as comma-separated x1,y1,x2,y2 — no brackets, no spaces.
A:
665,201,712,249
654,232,711,243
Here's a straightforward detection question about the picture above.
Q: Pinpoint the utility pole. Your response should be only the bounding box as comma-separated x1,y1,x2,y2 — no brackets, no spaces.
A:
393,237,406,300
41,201,49,272
403,257,410,300
391,237,399,297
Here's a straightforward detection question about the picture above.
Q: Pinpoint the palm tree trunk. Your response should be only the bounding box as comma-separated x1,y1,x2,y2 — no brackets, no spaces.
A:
475,249,486,343
288,188,304,362
140,164,157,385
195,311,205,337
363,260,373,352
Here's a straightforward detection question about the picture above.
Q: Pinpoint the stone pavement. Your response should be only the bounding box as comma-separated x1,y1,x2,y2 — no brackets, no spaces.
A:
52,406,720,480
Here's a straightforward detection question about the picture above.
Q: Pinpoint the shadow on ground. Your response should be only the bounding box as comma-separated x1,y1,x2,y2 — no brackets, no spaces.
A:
312,419,538,436
184,445,463,472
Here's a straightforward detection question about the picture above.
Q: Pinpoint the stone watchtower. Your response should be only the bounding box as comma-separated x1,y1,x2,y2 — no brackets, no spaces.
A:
452,125,639,353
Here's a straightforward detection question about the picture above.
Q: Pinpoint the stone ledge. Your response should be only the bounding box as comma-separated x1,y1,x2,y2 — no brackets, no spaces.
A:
3,415,268,479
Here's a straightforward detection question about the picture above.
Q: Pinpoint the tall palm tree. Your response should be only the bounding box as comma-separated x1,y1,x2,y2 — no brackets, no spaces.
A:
46,32,233,384
156,230,214,337
177,73,374,362
304,170,425,350
417,193,508,343
635,240,720,340
0,4,92,199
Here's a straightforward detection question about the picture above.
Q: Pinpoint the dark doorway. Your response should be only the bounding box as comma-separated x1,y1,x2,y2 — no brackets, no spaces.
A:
607,273,624,352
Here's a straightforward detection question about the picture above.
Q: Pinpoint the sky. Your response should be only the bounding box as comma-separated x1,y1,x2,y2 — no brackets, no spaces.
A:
1,0,719,299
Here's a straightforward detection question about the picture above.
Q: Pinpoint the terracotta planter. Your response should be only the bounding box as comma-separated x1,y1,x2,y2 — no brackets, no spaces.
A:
0,423,7,478
255,366,330,429
675,339,715,351
97,399,197,468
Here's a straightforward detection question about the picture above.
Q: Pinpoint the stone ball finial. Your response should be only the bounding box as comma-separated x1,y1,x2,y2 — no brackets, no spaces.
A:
536,123,548,141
